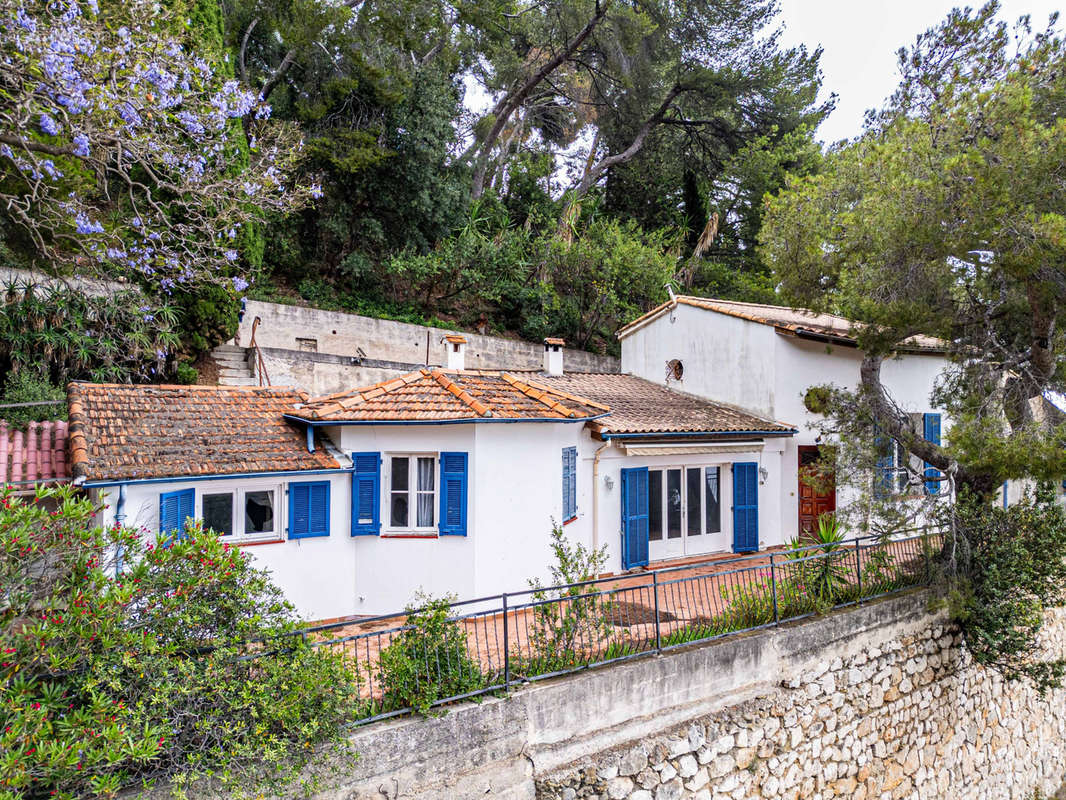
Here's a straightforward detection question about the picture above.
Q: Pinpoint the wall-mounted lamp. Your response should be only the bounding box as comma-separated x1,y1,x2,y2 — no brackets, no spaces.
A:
604,475,615,490
759,466,769,483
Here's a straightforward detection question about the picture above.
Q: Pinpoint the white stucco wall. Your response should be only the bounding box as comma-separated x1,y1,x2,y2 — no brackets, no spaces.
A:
94,471,356,623
620,306,954,540
620,304,780,419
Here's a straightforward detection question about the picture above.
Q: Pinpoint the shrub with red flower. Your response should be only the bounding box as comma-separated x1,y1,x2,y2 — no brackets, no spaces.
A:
0,486,360,799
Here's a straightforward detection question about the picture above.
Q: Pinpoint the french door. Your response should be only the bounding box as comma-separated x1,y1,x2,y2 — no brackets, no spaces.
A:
647,465,723,562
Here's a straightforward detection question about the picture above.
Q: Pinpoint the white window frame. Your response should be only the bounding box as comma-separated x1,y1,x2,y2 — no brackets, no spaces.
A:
384,452,439,535
647,463,727,544
197,483,283,544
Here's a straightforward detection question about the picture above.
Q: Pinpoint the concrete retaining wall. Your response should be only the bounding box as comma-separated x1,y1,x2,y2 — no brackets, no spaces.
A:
239,299,619,383
292,593,1066,800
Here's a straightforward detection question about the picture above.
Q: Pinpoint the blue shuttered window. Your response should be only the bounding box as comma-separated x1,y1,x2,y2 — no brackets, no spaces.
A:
562,446,577,521
923,413,942,495
732,462,758,553
873,429,895,499
351,452,381,536
439,452,468,536
620,467,649,569
159,488,194,542
289,480,330,539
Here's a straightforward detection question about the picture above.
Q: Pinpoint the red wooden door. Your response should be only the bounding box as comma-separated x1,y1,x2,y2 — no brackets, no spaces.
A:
798,446,836,537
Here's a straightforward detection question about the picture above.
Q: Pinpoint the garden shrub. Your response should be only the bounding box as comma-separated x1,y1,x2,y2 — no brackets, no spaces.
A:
377,593,485,715
941,485,1066,692
520,522,611,675
0,487,361,800
0,371,66,428
171,285,240,359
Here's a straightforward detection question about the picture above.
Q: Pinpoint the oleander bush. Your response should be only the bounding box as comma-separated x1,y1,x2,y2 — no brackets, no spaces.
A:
0,486,361,800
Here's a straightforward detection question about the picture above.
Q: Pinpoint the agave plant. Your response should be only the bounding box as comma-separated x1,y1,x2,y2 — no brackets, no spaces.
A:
786,513,851,604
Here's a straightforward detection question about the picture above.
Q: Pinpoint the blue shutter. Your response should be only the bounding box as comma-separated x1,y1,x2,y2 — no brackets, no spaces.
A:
873,429,894,499
732,462,758,553
351,453,380,536
620,467,649,569
159,488,194,543
562,446,577,521
923,413,942,495
290,480,330,539
439,452,468,536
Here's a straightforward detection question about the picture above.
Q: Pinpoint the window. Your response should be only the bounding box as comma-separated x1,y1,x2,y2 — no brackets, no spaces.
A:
648,470,663,541
202,492,233,537
647,465,724,541
387,454,438,533
193,486,281,542
686,468,702,537
875,412,942,498
705,467,721,533
562,446,577,522
666,468,682,539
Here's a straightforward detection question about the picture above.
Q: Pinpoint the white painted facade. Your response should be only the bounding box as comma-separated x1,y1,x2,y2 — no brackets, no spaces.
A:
91,410,788,620
619,302,953,539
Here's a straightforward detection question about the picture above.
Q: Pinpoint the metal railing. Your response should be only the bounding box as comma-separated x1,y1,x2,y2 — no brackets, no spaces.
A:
289,529,939,726
246,315,271,387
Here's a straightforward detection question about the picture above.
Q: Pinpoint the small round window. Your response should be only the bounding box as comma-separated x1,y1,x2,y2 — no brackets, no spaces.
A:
666,358,684,382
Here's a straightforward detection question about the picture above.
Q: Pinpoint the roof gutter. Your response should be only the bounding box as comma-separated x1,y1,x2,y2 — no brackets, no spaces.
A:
284,412,611,430
600,428,796,441
779,326,947,355
83,466,352,489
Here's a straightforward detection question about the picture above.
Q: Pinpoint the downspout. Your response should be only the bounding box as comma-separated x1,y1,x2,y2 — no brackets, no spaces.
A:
591,439,612,563
114,483,127,577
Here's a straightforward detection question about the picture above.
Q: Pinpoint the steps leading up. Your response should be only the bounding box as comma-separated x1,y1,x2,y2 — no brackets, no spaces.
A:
210,344,258,387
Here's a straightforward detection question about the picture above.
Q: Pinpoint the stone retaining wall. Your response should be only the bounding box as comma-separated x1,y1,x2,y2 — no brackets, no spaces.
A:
142,594,1066,799
536,608,1066,800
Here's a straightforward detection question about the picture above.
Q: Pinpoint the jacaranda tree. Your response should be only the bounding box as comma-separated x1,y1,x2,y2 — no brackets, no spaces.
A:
0,0,316,295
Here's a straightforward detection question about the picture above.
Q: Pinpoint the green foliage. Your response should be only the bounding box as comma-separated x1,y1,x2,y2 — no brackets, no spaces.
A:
521,522,611,674
0,371,65,428
175,362,199,385
0,487,361,799
940,487,1066,693
786,514,851,602
0,282,179,385
377,593,485,715
171,284,240,358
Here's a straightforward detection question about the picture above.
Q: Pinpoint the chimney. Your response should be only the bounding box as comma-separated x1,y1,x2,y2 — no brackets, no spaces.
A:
543,337,565,376
444,334,467,370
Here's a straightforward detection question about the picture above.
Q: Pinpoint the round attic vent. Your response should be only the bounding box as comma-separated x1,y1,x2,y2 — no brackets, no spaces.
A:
666,358,684,382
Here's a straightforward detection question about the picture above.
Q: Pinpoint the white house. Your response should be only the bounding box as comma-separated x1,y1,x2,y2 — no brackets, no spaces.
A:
69,336,797,620
616,296,954,537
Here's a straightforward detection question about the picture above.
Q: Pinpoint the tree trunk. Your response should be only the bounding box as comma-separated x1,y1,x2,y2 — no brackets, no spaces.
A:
859,353,998,496
469,1,610,200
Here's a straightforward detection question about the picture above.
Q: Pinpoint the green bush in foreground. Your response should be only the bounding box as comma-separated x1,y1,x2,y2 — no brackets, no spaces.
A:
377,594,485,715
0,486,361,799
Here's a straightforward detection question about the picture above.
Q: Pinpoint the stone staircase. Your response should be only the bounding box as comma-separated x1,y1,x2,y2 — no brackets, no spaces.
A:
211,344,259,387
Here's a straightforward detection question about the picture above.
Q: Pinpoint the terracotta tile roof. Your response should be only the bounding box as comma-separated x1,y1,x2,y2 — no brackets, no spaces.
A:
617,296,946,351
0,420,70,487
68,383,340,483
524,372,796,436
289,369,609,422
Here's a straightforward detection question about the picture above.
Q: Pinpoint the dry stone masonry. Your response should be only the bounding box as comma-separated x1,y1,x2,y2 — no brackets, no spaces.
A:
536,610,1066,800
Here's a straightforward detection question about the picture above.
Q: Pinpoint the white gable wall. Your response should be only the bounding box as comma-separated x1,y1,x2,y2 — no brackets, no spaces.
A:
621,305,954,540
620,303,779,418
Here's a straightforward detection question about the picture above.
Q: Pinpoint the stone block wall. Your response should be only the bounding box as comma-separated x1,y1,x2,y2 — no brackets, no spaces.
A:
536,609,1066,800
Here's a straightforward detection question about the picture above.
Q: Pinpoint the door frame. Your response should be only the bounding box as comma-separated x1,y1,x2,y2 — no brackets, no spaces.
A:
798,445,836,536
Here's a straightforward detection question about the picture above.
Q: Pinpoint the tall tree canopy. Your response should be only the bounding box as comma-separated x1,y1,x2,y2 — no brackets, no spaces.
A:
760,2,1066,688
762,2,1066,496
